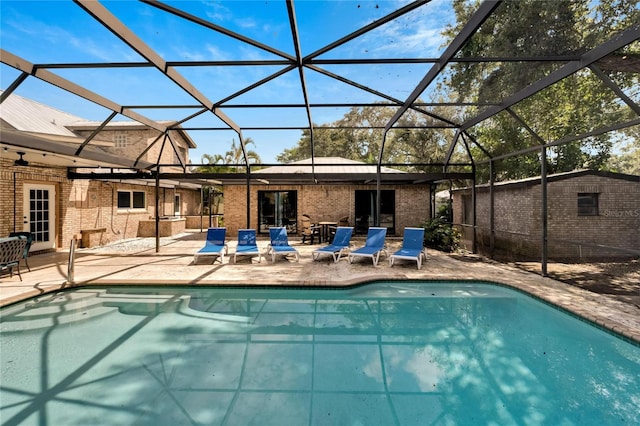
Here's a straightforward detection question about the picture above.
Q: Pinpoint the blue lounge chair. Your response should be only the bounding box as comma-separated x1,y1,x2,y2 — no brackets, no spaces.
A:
312,226,353,262
389,227,427,269
233,229,262,263
347,227,387,266
266,227,299,262
194,228,228,264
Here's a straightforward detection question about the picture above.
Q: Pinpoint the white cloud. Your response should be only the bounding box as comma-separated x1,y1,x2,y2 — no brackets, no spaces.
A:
203,0,233,22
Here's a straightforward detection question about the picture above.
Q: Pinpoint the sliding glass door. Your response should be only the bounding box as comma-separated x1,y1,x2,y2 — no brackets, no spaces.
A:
354,190,395,234
258,191,298,234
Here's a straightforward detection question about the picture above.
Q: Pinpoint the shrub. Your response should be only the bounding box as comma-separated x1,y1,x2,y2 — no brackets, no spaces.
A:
420,205,460,252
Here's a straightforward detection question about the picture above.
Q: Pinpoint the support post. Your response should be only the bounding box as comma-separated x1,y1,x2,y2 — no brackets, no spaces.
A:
376,164,382,227
541,146,548,276
155,172,160,253
246,169,251,229
489,160,495,258
471,163,477,254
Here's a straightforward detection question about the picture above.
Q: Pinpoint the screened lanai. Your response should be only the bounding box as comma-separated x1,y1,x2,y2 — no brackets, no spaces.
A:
1,0,639,275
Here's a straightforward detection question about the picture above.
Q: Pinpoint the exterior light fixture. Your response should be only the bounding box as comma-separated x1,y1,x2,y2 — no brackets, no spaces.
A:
14,152,29,167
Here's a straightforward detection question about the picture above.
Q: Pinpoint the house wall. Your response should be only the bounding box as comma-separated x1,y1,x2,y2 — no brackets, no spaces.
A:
73,127,190,172
1,158,201,250
223,183,431,237
452,173,640,260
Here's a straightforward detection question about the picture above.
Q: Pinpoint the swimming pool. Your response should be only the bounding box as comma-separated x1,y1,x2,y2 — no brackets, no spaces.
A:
1,281,638,425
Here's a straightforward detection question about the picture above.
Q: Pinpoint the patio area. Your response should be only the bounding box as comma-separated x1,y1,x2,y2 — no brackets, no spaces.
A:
1,230,638,344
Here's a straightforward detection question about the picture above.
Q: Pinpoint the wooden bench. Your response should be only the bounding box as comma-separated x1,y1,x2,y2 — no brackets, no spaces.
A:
80,228,107,248
0,236,28,281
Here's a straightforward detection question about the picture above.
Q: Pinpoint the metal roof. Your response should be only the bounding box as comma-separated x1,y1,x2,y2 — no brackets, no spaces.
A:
0,89,85,136
255,157,405,175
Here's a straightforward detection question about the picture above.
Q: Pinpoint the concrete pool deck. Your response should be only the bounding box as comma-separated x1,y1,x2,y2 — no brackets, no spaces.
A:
1,230,638,344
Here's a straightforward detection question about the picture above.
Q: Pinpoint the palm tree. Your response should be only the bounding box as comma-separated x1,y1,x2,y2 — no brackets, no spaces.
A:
225,138,261,171
192,153,227,173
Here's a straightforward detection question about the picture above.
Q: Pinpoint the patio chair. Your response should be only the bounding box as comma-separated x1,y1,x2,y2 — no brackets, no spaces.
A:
301,214,321,245
0,236,28,281
8,231,34,272
194,227,228,264
266,227,299,262
389,227,427,269
233,229,262,263
312,226,353,262
347,227,388,266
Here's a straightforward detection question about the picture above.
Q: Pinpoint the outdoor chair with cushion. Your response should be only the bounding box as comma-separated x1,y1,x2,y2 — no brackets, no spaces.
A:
233,229,262,263
266,227,299,262
0,236,28,281
8,231,34,272
389,227,427,269
312,226,353,263
347,227,388,266
301,214,321,245
194,228,228,264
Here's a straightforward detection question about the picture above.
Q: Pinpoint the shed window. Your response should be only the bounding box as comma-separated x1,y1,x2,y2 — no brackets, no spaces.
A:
578,193,598,216
118,190,146,210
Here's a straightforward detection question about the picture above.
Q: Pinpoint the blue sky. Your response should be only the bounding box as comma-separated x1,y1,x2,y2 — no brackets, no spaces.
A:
1,0,455,163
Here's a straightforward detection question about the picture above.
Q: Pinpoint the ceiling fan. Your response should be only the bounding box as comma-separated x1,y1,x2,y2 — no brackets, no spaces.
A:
14,152,29,167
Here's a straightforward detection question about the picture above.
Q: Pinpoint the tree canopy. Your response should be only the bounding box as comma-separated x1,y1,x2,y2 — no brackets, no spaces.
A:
276,0,639,181
442,0,639,181
194,138,262,173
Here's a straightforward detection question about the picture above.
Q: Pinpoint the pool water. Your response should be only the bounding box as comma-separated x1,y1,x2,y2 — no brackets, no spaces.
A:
1,282,638,425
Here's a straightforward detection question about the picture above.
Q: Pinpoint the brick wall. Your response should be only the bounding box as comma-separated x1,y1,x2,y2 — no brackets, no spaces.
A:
453,173,640,259
223,183,431,237
1,158,201,250
73,127,190,172
1,158,67,249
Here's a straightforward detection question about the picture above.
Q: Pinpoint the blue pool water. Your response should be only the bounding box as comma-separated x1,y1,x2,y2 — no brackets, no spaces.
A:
1,282,638,425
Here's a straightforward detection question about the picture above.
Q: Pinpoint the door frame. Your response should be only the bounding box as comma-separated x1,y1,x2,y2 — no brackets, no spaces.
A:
22,183,57,251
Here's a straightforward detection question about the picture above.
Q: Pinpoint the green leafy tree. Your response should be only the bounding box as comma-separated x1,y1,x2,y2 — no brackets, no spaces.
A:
606,139,640,175
277,103,464,170
442,0,639,182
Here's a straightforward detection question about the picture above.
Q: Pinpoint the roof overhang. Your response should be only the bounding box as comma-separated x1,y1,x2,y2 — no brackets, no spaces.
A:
149,171,473,186
1,127,153,169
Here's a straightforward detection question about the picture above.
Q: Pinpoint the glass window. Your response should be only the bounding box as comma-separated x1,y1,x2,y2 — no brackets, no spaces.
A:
118,191,146,210
114,133,128,148
117,191,131,208
578,193,598,216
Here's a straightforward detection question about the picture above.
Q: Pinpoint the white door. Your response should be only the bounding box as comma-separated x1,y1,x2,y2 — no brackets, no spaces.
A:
23,183,56,251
